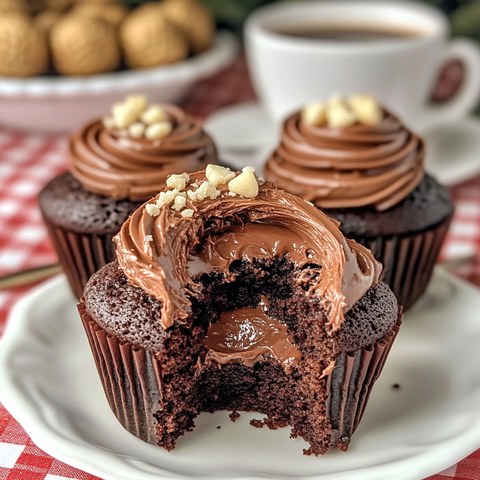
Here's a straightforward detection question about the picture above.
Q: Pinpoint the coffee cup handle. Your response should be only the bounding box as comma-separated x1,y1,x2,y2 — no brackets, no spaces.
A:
421,38,480,130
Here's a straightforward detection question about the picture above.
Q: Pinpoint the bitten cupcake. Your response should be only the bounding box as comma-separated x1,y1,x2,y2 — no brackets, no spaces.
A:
264,95,454,310
78,165,401,455
39,95,217,297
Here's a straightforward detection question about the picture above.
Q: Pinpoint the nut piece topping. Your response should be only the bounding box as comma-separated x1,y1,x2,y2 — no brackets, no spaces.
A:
107,95,173,139
189,180,220,202
348,94,382,126
128,122,146,139
141,105,168,125
205,164,235,186
145,122,172,140
327,104,356,129
181,208,194,218
228,170,259,198
171,194,186,211
301,102,327,127
301,94,382,129
166,173,187,190
145,203,160,217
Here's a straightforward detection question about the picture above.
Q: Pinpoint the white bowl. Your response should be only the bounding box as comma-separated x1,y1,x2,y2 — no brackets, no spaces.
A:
0,31,238,133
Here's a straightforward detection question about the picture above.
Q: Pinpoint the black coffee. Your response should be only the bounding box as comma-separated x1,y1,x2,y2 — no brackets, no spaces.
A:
274,24,424,42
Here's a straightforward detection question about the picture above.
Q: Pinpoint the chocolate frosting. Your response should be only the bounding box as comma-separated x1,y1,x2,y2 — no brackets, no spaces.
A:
114,171,381,332
69,105,217,201
264,109,424,211
202,296,302,374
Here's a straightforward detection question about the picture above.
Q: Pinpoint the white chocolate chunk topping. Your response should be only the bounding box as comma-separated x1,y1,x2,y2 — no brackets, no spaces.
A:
205,164,236,186
145,122,172,140
228,169,259,198
141,105,168,125
301,94,382,128
107,95,172,139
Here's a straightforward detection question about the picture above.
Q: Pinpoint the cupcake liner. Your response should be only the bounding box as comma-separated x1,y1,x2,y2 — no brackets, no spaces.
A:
79,300,402,451
327,311,401,450
42,217,116,298
361,214,453,311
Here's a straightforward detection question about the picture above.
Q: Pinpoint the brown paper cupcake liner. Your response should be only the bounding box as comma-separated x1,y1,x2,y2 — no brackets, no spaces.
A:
359,214,453,311
327,311,401,449
42,217,116,298
79,301,402,450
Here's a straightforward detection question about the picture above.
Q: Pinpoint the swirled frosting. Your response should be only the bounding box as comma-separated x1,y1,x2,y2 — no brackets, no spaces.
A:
69,105,217,201
264,109,424,211
114,170,381,332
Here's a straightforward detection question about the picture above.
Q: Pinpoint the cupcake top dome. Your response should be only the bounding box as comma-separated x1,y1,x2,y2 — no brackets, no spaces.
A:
114,165,382,332
69,95,217,201
264,95,424,212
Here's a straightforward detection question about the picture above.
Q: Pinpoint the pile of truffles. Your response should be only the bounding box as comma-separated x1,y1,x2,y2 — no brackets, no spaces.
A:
0,0,215,77
302,94,383,129
146,165,260,220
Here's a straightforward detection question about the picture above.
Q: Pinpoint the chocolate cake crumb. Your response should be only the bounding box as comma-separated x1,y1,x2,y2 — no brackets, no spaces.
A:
229,411,240,422
250,419,264,429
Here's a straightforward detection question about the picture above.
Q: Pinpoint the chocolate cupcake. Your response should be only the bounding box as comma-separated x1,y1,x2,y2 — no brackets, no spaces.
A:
39,95,217,297
78,165,401,455
264,95,454,310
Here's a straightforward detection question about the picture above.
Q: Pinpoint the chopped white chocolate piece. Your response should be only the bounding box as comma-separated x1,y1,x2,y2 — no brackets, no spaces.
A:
125,95,148,115
145,203,160,217
128,122,146,139
191,182,199,189
193,181,220,201
103,116,114,129
111,102,123,117
181,208,194,218
301,101,327,126
166,174,187,190
228,170,258,198
327,95,344,108
327,104,356,129
171,195,186,211
113,104,140,129
227,191,237,197
141,105,168,125
144,234,153,243
182,172,190,184
145,121,172,140
205,164,235,186
187,189,197,201
348,94,382,126
156,189,177,206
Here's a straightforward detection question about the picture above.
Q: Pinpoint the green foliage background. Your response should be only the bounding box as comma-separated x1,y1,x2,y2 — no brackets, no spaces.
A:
124,0,480,41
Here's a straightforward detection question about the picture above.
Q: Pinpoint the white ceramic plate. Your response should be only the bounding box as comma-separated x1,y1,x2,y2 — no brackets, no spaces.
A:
0,32,238,133
1,268,480,480
205,102,480,185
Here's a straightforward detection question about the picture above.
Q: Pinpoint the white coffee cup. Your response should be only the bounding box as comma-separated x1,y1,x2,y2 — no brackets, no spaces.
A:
245,0,480,131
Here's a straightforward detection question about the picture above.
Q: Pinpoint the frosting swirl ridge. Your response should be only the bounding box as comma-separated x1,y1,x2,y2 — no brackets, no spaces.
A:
264,110,424,211
114,171,381,331
70,105,217,201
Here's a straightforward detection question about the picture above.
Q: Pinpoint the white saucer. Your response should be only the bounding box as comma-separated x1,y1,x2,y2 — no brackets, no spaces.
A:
204,102,480,185
1,269,480,480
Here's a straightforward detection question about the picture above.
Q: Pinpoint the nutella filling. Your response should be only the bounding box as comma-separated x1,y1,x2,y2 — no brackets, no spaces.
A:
69,105,217,201
114,171,382,332
188,223,313,277
202,296,302,374
264,109,424,211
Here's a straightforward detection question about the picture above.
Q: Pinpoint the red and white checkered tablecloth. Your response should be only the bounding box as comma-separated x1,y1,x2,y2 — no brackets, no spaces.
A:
0,56,479,480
